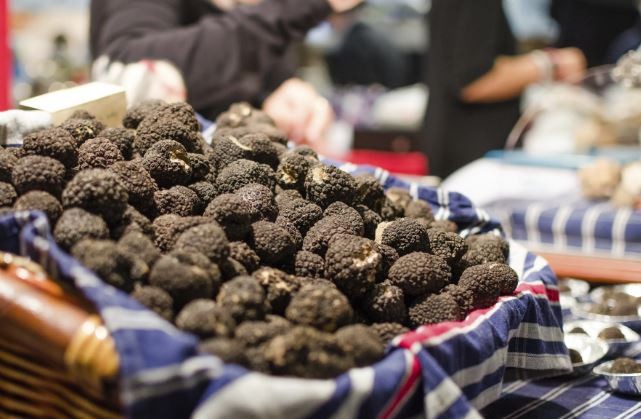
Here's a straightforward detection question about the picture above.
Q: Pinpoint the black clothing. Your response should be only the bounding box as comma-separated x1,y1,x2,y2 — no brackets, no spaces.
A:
423,0,520,178
552,0,640,67
90,0,331,119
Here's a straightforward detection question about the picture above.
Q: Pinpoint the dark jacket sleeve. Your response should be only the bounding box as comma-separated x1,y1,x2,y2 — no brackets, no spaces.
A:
92,0,331,112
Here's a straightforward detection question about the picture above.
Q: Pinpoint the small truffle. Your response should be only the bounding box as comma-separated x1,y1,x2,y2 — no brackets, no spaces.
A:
285,284,353,332
188,181,218,211
235,183,278,222
568,326,589,335
354,174,385,211
0,182,16,207
363,281,407,324
388,252,450,296
13,190,62,224
216,159,276,194
173,223,229,264
98,127,135,159
136,117,200,155
175,299,236,339
323,201,364,236
130,285,174,321
216,276,269,323
152,214,209,252
325,235,381,298
153,185,200,216
303,215,362,256
199,338,247,365
204,193,253,240
408,293,464,328
109,160,158,215
252,267,301,315
59,117,104,147
370,322,409,344
229,241,261,273
0,148,18,183
62,169,128,225
304,164,357,208
54,208,110,250
142,139,193,187
71,239,134,292
427,229,467,264
123,99,166,129
335,324,384,367
22,127,78,168
234,316,291,347
248,221,296,265
276,152,311,191
76,137,124,170
609,358,641,374
278,198,323,235
294,250,325,279
404,200,435,222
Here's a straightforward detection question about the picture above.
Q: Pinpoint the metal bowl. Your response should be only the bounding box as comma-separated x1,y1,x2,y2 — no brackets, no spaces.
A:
559,278,591,298
565,320,640,357
594,360,641,396
564,333,609,376
590,284,641,304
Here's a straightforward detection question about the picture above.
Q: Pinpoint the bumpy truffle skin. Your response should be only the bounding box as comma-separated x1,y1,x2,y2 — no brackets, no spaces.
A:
123,99,166,129
149,250,220,309
427,229,467,264
379,197,405,221
98,127,135,160
216,276,269,323
153,102,201,132
356,204,382,239
304,164,357,208
294,251,325,279
275,217,303,251
363,281,407,324
54,208,110,250
59,118,104,147
22,127,78,168
325,235,381,298
215,102,274,128
72,239,134,292
111,205,154,240
0,148,18,183
235,183,278,222
275,189,302,206
109,160,159,215
324,202,365,236
430,220,458,233
375,243,399,282
229,241,260,273
234,316,291,347
408,293,463,328
117,231,160,271
388,252,450,296
216,159,276,194
69,109,97,120
442,284,474,314
130,285,174,321
199,337,248,365
335,324,385,367
380,218,430,255
13,191,62,224
175,299,236,339
152,214,209,251
62,169,128,225
252,267,301,315
466,234,510,258
173,223,229,263
404,200,435,221
263,326,353,379
237,133,280,169
153,186,200,217
278,198,323,235
137,117,201,155
12,155,66,196
142,140,193,187
354,174,386,211
276,152,311,191
187,153,211,181
188,181,217,211
609,358,641,374
204,194,253,240
370,323,409,344
386,187,412,208
457,263,505,309
0,182,16,207
303,215,362,256
248,221,296,265
285,284,353,332
76,137,124,170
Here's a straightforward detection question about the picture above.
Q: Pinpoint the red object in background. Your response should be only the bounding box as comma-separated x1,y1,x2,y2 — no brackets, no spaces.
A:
344,149,429,176
0,0,9,110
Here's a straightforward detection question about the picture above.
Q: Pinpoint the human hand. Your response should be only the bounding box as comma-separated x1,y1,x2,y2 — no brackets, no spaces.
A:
263,78,334,146
327,0,364,13
550,48,587,83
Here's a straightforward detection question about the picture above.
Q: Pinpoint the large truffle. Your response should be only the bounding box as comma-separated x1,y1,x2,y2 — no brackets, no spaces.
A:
388,252,450,296
335,324,384,367
54,208,110,250
325,235,381,298
379,218,430,255
228,241,260,273
275,152,312,192
303,215,362,256
59,117,104,147
173,223,229,264
109,160,159,215
76,137,124,170
216,159,276,194
154,185,200,216
457,263,508,309
12,155,66,196
204,194,253,240
323,201,364,236
130,285,174,321
235,183,278,222
13,190,62,224
142,140,192,187
136,117,201,155
370,322,409,344
175,299,236,339
123,99,166,129
285,284,353,332
0,182,16,207
277,198,323,235
98,127,135,160
22,127,78,169
248,221,296,265
408,293,464,328
152,214,209,252
427,229,467,264
71,239,134,292
304,164,357,208
62,169,128,225
362,281,407,324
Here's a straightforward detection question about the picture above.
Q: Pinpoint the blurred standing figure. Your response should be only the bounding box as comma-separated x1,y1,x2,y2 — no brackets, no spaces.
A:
423,0,586,178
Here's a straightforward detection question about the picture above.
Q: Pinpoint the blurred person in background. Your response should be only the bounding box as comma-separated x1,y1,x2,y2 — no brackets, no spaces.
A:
90,0,363,144
422,0,586,178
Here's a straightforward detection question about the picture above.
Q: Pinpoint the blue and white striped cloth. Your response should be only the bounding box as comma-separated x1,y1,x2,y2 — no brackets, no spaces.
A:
492,200,641,258
0,162,571,419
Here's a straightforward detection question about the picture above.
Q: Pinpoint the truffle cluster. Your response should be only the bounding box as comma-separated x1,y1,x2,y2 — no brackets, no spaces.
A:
4,102,519,379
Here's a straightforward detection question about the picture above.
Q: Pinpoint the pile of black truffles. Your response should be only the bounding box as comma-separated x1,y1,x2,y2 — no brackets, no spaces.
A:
1,101,519,379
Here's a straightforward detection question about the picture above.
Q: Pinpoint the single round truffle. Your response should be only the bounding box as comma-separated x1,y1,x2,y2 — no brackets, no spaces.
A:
13,190,62,224
142,139,193,187
204,193,253,240
175,299,236,339
173,223,229,264
229,241,260,273
370,322,409,344
188,181,218,211
62,169,128,225
354,174,386,211
130,285,174,321
76,137,124,170
303,215,362,256
408,293,464,328
59,117,104,147
109,160,159,215
235,183,278,222
0,182,16,207
304,164,357,208
278,198,323,235
388,252,450,296
216,276,269,323
54,208,110,250
285,284,353,332
363,281,407,324
0,148,18,183
323,201,364,236
152,214,209,252
457,263,506,309
252,267,301,315
427,229,467,264
136,117,201,155
199,337,248,365
71,239,134,292
335,324,385,367
98,127,135,159
380,218,430,255
12,155,66,196
276,152,311,192
153,185,200,216
325,235,381,298
216,159,276,193
248,221,296,265
123,99,166,129
294,250,325,279
22,127,78,168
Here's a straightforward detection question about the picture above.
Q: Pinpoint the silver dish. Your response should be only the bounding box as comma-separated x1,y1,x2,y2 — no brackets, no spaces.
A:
564,333,609,376
573,302,641,326
590,284,641,304
565,320,640,357
559,278,591,298
594,360,641,396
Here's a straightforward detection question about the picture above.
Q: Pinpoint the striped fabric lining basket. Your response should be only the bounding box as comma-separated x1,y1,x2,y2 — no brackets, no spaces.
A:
0,160,571,419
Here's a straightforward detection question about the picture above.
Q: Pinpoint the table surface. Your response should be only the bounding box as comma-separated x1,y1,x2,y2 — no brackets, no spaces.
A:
483,344,641,419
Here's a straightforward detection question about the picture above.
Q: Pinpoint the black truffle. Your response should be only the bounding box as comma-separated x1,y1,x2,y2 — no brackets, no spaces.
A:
457,263,506,309
22,127,78,169
142,139,192,187
229,241,260,273
285,284,353,332
204,193,253,240
153,185,200,216
275,216,303,252
252,267,301,315
234,316,291,347
117,231,160,274
278,198,323,235
442,284,475,315
325,235,381,298
216,159,276,194
136,117,201,155
76,137,124,170
370,322,409,344
430,220,459,233
408,293,464,328
13,190,62,224
354,174,385,211
98,127,135,160
303,215,362,256
304,164,357,208
199,337,248,365
0,148,18,183
175,299,236,339
188,153,212,182
363,281,407,324
130,285,174,321
404,200,435,222
216,276,269,323
54,208,110,250
248,221,296,265
356,204,382,239
173,223,229,264
323,201,364,236
12,155,66,196
388,252,450,296
109,160,159,215
235,183,278,222
379,197,405,221
374,243,399,282
152,214,209,252
0,182,16,207
62,169,128,225
335,324,385,367
59,117,104,147
276,152,311,191
380,218,430,255
294,250,325,279
188,181,217,211
123,99,166,129
111,205,154,240
71,239,134,292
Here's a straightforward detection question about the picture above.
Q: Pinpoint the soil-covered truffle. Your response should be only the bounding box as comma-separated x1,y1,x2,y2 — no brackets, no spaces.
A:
363,281,407,324
325,235,381,297
62,168,128,225
216,275,269,323
353,174,386,211
13,190,62,224
154,185,200,216
370,322,409,344
142,139,192,187
248,221,296,265
304,164,357,208
22,127,78,168
71,239,134,292
12,155,66,196
130,285,174,321
408,293,463,327
228,241,260,273
388,252,450,296
252,267,301,315
173,223,229,264
285,284,353,332
335,324,384,367
234,316,291,347
276,152,311,192
175,299,236,339
379,218,430,255
76,137,124,170
54,208,110,250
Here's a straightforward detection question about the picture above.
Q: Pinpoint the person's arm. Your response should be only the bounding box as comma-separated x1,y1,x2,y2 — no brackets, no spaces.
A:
93,0,335,111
